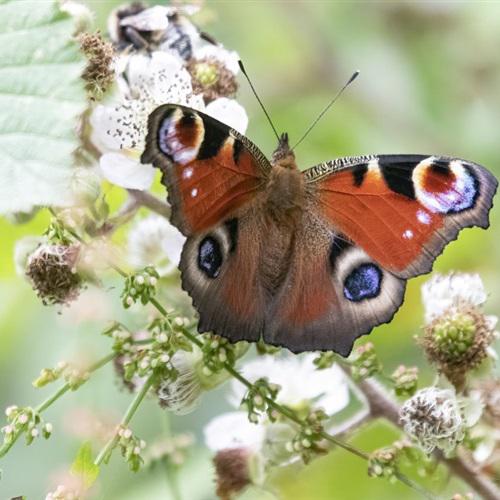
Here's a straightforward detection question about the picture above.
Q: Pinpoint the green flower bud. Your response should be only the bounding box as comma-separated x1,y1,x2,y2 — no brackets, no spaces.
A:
420,305,494,389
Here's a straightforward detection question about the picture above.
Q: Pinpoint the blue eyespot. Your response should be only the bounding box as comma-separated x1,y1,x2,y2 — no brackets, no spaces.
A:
198,237,222,278
344,264,382,302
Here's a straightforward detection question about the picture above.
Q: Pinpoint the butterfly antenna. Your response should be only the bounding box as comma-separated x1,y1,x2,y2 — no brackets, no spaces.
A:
291,70,360,150
238,60,280,141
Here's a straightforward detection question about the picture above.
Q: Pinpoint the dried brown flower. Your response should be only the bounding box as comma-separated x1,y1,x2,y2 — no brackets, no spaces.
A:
213,447,252,500
79,31,115,98
26,244,82,305
420,304,494,389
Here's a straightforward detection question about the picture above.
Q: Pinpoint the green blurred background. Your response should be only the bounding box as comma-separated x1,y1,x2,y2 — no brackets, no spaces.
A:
1,1,499,498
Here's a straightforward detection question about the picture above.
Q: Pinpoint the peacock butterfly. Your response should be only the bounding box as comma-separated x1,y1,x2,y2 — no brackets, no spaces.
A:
141,100,497,356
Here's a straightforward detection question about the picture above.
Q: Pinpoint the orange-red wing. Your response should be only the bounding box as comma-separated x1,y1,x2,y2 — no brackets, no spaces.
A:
141,104,271,236
305,155,497,278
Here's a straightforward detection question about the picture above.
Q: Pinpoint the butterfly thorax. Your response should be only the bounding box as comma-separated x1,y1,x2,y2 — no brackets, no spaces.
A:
265,133,305,226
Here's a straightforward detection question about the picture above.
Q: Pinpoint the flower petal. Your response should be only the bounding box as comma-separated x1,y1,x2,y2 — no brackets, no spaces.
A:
90,104,125,153
204,412,265,452
205,98,248,134
120,5,173,32
127,51,183,91
99,152,155,190
229,354,349,417
194,44,240,75
422,273,488,323
128,214,185,276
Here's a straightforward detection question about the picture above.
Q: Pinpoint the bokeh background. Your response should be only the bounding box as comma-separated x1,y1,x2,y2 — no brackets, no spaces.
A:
1,1,499,499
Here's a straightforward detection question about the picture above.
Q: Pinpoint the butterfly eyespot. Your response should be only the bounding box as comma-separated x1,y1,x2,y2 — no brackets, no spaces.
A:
157,108,203,165
343,263,382,302
413,159,479,214
198,236,223,278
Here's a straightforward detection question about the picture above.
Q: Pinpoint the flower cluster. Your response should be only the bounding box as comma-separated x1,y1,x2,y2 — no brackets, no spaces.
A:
200,334,240,375
420,273,497,388
33,361,89,391
121,266,160,308
399,387,481,455
116,424,147,472
284,409,329,464
349,342,382,381
240,378,281,423
367,440,412,482
391,365,419,398
1,405,52,447
106,319,183,385
88,3,247,191
26,243,82,306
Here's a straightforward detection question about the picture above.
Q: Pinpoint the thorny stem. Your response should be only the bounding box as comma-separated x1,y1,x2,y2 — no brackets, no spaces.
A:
94,374,155,466
0,352,117,459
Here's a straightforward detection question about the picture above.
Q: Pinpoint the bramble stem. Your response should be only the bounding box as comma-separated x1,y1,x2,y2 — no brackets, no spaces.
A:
0,352,117,459
127,189,171,219
94,374,154,466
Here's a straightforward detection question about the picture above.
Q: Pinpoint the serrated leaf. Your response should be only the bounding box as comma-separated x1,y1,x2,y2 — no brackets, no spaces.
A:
71,441,100,488
0,0,87,214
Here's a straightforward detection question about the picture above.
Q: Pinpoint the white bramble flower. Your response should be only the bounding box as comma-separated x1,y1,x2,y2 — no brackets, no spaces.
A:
90,51,201,189
422,273,488,323
90,51,247,189
229,354,349,419
204,411,266,453
90,3,248,192
420,273,498,387
204,354,350,475
400,387,482,455
127,214,185,276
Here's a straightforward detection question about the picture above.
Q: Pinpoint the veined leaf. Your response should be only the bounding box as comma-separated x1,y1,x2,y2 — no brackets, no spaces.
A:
71,441,100,488
0,0,87,214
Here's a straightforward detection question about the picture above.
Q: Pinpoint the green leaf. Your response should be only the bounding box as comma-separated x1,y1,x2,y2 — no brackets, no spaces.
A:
71,441,100,488
0,0,87,214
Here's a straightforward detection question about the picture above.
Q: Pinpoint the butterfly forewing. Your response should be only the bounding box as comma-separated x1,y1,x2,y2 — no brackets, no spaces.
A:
304,154,498,278
142,104,271,343
141,104,271,236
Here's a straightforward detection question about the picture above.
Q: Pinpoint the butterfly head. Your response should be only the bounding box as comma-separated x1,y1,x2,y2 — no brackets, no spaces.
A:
271,132,297,169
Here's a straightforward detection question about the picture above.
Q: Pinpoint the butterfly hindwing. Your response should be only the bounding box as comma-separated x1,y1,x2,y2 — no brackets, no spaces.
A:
142,104,271,342
141,104,271,236
179,211,267,343
305,154,498,279
264,204,406,355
